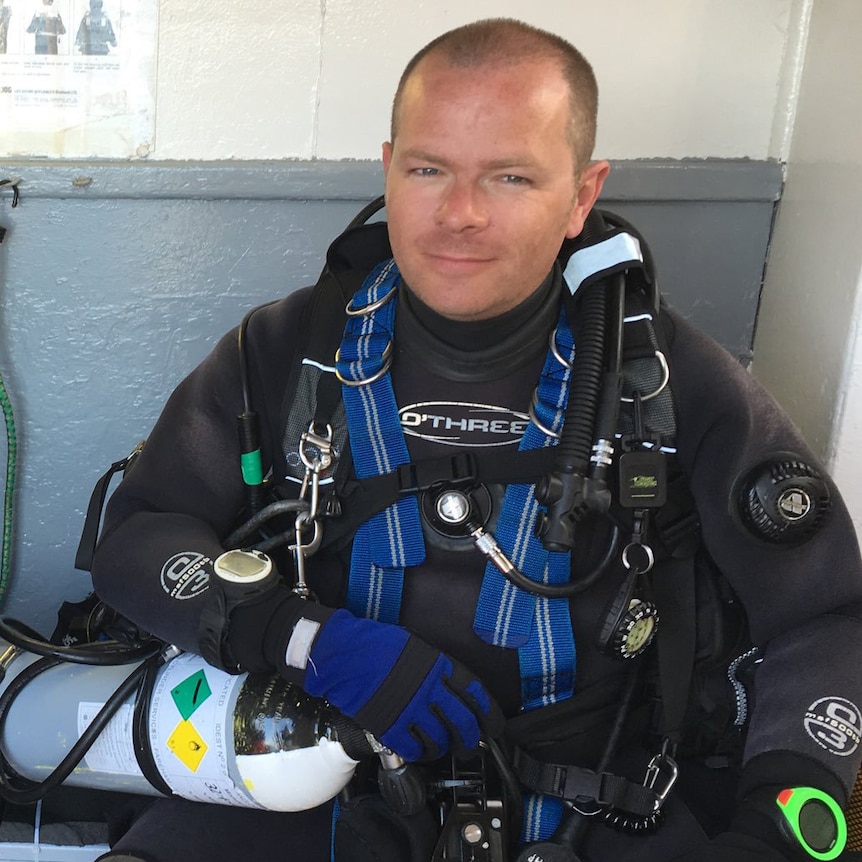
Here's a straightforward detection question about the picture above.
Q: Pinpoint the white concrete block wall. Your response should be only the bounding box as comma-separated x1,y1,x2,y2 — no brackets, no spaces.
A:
751,0,862,536
151,0,798,161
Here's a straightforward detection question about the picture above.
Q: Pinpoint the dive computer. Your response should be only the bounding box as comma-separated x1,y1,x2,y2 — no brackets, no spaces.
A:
198,548,278,673
772,786,847,861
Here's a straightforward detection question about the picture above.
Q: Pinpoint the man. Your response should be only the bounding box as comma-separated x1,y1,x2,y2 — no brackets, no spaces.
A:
91,18,862,862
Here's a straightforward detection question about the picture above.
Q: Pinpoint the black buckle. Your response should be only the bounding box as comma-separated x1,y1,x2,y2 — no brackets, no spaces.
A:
396,452,477,494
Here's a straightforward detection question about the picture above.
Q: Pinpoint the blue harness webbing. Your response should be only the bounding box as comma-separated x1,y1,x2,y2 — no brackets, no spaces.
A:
335,260,425,622
472,312,577,711
328,229,648,850
335,258,577,713
522,792,566,844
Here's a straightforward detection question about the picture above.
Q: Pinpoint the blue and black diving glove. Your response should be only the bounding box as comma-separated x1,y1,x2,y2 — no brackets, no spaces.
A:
276,606,505,762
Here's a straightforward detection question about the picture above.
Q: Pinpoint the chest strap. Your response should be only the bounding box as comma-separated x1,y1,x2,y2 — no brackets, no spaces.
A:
513,747,665,818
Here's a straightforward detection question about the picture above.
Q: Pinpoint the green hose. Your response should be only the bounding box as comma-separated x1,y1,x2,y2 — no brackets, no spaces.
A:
0,370,15,607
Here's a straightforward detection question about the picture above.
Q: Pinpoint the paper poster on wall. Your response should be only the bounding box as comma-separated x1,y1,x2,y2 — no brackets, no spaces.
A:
0,0,156,158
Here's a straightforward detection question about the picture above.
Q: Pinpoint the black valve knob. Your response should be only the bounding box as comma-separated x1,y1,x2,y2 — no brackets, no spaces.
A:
739,458,830,545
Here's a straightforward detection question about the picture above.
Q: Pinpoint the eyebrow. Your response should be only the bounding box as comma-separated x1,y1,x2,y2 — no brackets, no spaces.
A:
398,148,538,171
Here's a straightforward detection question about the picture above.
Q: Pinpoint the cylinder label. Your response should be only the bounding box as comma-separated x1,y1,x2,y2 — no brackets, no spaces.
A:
78,702,143,777
148,654,258,808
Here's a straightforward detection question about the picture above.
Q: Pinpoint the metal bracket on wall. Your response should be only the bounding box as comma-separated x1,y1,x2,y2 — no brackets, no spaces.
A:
0,177,22,244
0,178,21,207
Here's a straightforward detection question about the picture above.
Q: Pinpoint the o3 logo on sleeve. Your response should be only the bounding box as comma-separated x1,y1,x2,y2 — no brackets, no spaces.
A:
804,697,862,757
161,552,212,600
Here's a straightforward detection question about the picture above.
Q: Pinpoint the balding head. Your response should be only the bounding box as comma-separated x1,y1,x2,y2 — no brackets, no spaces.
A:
391,19,599,171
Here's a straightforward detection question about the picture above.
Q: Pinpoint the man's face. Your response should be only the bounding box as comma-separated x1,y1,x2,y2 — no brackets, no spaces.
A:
382,55,608,321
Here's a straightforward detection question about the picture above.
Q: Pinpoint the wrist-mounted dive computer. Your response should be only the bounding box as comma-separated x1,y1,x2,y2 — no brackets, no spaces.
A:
198,548,278,674
770,786,847,861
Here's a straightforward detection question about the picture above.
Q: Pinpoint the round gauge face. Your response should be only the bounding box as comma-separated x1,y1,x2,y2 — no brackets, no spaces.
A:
616,600,659,658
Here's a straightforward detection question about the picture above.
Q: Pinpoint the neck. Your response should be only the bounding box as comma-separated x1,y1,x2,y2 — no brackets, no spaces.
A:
395,270,560,382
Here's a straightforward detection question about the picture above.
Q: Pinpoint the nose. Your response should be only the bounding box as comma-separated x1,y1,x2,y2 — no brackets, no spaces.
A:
435,180,489,232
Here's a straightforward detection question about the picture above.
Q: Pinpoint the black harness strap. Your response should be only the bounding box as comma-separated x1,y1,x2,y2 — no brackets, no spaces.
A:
651,555,698,747
512,747,659,817
74,441,144,572
319,447,558,550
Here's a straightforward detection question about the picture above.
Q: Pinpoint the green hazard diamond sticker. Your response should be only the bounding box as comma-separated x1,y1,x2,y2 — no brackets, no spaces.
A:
171,669,211,720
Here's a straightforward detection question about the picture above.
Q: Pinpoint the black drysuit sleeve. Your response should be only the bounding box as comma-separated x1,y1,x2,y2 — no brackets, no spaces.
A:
90,289,311,656
666,308,862,800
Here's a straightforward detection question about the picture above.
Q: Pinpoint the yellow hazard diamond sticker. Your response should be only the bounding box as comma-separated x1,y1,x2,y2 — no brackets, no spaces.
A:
167,719,208,772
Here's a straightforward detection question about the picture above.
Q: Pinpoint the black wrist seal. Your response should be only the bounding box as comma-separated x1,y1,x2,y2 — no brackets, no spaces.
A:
197,548,279,673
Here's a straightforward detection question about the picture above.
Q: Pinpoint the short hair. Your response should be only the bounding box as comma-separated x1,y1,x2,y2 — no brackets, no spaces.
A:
391,18,599,170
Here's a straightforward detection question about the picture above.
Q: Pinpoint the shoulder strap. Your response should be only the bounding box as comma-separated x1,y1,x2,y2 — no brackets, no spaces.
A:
74,440,144,572
277,218,392,439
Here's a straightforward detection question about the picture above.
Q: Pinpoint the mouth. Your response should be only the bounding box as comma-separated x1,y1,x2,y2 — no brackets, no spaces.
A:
425,252,494,272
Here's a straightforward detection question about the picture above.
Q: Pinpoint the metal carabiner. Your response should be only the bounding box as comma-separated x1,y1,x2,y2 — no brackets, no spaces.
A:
298,423,334,515
289,513,322,599
643,742,679,812
294,511,322,557
299,423,334,473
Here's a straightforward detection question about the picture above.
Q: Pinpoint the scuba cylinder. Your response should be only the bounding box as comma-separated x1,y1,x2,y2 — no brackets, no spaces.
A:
0,639,365,812
0,632,520,862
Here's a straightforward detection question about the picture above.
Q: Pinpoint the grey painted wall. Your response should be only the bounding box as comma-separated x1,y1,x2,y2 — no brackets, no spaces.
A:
0,159,781,634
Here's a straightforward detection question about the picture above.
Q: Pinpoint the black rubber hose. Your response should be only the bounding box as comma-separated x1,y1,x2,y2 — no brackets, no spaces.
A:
345,195,386,230
549,667,641,853
0,617,161,665
553,205,611,472
224,498,308,548
486,736,525,856
534,212,614,552
0,653,160,804
553,280,607,472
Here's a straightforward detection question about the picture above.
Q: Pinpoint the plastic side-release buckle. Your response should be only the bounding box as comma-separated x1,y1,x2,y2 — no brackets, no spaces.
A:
396,452,477,494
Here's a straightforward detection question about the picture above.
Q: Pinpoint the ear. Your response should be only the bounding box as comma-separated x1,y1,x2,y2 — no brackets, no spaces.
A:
565,160,610,238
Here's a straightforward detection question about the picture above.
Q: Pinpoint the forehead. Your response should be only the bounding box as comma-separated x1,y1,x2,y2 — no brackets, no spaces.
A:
395,57,574,162
401,54,569,117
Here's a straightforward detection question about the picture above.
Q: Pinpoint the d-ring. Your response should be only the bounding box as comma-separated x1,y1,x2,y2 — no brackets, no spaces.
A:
334,341,393,386
548,327,574,370
621,351,670,403
622,541,655,574
345,281,398,317
528,390,562,440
